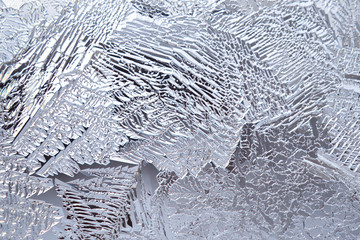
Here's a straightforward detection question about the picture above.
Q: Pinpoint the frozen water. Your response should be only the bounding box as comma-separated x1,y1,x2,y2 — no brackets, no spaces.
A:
1,0,360,239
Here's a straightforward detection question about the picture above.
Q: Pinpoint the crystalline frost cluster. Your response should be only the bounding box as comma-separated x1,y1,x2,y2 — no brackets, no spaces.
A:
1,0,360,239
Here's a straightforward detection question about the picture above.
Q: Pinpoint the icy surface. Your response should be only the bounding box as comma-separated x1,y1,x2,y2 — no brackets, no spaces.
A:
1,0,360,239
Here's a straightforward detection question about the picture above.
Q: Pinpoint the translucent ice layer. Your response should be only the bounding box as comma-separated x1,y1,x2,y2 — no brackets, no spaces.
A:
1,0,360,239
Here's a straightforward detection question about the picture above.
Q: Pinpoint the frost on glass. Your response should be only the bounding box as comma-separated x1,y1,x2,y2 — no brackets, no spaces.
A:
0,0,360,239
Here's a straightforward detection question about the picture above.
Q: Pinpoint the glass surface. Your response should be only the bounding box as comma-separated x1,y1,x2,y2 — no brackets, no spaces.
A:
1,0,360,239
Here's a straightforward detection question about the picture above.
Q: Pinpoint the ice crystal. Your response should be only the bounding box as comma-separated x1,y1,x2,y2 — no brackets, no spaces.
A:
1,0,360,239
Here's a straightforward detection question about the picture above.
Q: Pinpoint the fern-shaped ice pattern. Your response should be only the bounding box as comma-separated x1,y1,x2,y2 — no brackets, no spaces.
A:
0,0,360,239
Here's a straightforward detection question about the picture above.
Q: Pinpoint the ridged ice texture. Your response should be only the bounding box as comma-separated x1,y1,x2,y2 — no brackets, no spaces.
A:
93,20,258,176
55,165,138,239
0,160,62,239
1,0,360,239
